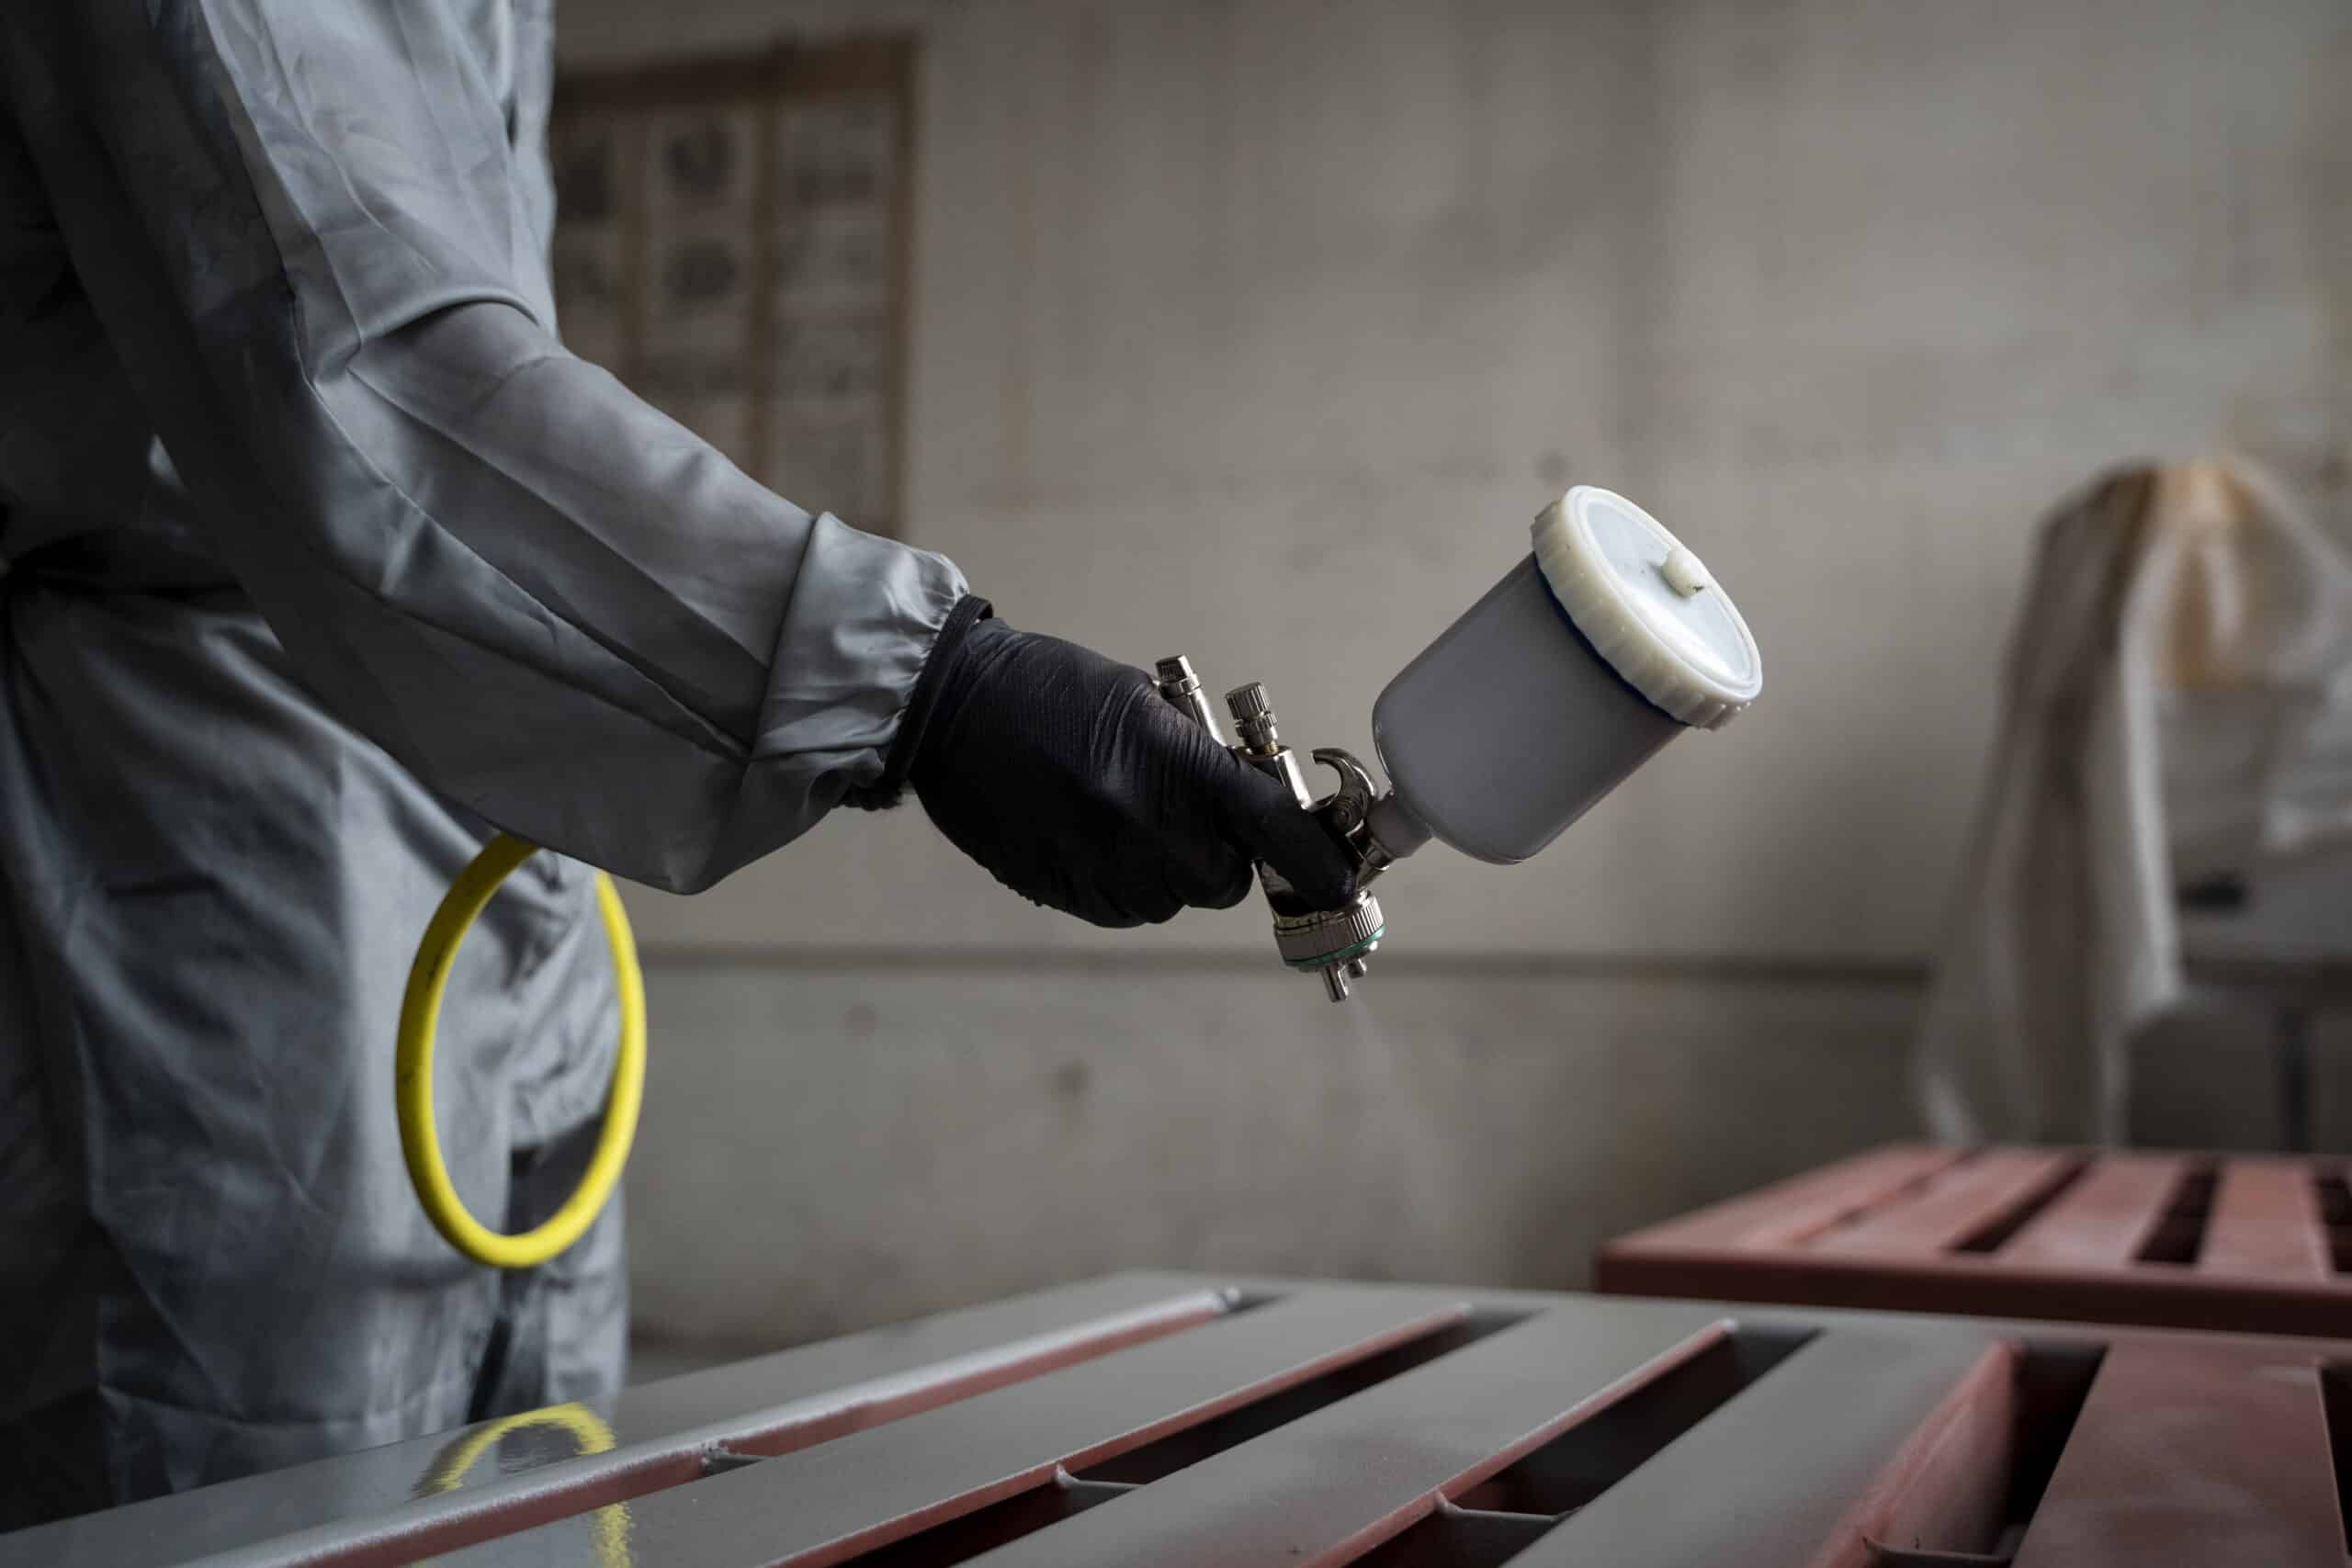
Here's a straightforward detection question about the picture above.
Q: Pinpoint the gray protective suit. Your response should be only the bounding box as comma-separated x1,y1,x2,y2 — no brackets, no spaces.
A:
0,0,965,1521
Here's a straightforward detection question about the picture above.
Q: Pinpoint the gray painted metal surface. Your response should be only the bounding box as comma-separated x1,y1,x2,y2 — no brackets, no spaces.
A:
424,1289,1474,1568
0,1275,1230,1568
1506,1328,1993,1566
6,1271,2346,1566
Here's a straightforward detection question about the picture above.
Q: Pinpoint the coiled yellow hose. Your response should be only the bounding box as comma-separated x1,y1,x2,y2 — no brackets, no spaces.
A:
396,834,647,1269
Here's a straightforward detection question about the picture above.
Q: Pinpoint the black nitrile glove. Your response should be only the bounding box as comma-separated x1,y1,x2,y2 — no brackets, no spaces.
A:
858,598,1357,928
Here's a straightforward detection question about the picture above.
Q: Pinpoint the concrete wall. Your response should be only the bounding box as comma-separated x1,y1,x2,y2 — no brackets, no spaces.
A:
556,0,2352,1349
623,960,1921,1346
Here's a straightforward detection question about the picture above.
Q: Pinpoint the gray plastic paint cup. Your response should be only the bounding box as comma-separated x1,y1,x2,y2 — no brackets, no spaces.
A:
1370,487,1761,865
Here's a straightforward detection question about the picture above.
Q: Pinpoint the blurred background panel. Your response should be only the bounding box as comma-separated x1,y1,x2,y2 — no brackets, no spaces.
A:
550,38,912,523
548,0,2352,1366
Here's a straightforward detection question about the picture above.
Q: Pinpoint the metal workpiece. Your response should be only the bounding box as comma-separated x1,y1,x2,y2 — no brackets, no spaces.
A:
22,1271,2350,1567
0,1275,1236,1568
1597,1142,2352,1339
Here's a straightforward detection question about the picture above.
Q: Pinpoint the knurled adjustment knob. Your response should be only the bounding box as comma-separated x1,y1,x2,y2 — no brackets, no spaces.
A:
1225,682,1283,753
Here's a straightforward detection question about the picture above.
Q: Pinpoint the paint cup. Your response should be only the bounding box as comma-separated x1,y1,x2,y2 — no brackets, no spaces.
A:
1370,486,1761,863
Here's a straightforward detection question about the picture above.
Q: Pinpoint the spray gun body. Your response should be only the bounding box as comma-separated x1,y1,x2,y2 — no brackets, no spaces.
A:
1150,487,1762,1006
1154,657,1426,1001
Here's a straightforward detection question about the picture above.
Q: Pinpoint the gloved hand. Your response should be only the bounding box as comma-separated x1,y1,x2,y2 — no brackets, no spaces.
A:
861,599,1357,927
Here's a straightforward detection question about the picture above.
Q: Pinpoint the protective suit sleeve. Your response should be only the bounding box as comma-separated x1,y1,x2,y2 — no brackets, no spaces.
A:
0,2,967,892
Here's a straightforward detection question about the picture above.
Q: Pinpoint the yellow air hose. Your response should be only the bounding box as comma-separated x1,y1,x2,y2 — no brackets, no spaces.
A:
396,834,647,1269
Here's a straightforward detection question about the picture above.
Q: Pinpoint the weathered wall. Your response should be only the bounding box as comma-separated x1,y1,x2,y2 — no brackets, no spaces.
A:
622,961,1921,1345
553,0,2352,1348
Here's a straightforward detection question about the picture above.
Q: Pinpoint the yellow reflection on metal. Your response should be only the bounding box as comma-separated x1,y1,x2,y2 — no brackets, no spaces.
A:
420,1402,632,1565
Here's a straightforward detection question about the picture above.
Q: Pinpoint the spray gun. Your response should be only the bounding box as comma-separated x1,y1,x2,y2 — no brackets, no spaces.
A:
1157,485,1762,1003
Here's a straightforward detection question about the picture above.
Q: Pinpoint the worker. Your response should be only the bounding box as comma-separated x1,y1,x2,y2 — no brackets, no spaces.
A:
0,2,1354,1526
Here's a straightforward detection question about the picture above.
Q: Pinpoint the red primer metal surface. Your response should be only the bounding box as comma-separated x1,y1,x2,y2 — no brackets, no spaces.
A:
1598,1143,2352,1337
2200,1158,2334,1281
2012,1340,2346,1567
1810,1148,2081,1257
1805,1341,2023,1565
2000,1153,2181,1267
1619,1143,1968,1251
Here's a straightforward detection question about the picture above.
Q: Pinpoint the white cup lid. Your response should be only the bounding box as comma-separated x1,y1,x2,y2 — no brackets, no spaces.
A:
1531,486,1762,728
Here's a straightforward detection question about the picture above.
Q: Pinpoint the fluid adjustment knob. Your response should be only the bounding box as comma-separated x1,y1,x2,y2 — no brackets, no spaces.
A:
1225,682,1280,754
